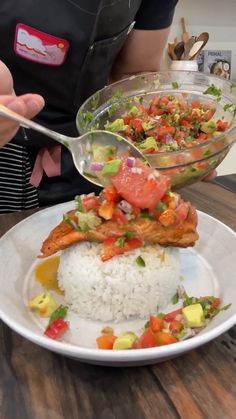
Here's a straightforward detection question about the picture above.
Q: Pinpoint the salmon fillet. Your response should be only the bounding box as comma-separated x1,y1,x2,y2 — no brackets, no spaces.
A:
40,209,199,258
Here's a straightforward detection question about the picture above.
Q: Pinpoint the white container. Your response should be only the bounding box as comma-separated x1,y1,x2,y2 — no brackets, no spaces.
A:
170,60,199,71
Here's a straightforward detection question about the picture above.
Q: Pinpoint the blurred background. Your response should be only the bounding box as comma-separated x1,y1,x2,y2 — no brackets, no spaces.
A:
162,0,236,175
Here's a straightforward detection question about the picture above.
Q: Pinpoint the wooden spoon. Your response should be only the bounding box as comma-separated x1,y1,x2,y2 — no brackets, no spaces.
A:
181,17,189,43
174,41,185,60
189,32,209,60
183,37,196,60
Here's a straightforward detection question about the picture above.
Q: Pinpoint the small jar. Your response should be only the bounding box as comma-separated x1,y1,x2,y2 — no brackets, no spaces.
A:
170,60,199,72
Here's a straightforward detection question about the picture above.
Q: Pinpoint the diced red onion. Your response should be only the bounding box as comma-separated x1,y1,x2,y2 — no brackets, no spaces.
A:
153,170,160,178
178,328,196,341
163,134,174,145
131,167,142,174
118,200,132,214
89,162,104,172
147,173,155,181
126,156,136,168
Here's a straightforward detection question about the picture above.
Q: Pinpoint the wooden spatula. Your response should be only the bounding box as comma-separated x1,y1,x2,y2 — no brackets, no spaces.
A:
181,17,189,43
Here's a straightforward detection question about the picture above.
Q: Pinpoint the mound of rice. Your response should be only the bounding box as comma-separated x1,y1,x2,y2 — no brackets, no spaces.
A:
58,242,181,322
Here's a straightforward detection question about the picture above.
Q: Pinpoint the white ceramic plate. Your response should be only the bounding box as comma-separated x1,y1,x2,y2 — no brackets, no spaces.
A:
0,202,236,366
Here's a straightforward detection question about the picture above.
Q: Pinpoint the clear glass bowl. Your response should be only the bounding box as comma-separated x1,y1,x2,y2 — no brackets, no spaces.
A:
76,71,236,189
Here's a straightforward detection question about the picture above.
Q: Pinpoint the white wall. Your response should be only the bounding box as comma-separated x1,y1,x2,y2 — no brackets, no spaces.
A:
163,0,236,175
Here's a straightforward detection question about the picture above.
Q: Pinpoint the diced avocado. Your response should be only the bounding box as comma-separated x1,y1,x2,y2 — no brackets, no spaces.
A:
182,303,205,328
105,118,126,133
92,144,116,162
200,120,217,134
128,106,139,117
139,136,158,151
212,131,221,138
29,292,57,317
142,121,156,131
101,159,121,176
113,332,137,350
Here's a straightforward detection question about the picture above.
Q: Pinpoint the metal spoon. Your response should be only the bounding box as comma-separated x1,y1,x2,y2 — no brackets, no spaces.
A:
0,104,146,187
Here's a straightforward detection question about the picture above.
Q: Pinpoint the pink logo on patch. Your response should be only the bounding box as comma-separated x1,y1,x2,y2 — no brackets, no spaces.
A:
14,23,69,66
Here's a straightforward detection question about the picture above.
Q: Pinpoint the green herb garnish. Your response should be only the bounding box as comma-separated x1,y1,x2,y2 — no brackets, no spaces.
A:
172,81,180,89
171,292,179,305
203,84,222,101
49,305,68,325
230,82,236,93
223,103,236,118
116,237,126,247
125,231,135,239
75,195,84,212
136,256,146,267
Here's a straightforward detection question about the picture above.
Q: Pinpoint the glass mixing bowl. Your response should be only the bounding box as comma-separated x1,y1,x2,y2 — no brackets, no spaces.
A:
76,71,236,189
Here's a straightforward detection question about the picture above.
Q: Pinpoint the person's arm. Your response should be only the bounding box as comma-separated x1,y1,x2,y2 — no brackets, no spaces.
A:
110,0,178,81
110,27,170,81
0,61,44,148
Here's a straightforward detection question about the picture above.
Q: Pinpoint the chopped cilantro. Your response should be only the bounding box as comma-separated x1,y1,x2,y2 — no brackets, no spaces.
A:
172,81,180,89
223,103,236,118
203,84,222,102
116,237,126,247
136,255,146,267
75,195,84,212
49,305,68,325
125,231,135,239
171,292,179,305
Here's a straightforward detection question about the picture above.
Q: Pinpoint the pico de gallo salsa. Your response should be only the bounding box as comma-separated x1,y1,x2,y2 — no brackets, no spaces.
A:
104,95,229,153
96,288,231,350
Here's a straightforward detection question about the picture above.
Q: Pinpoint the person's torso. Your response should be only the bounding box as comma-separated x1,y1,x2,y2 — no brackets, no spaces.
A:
0,0,142,205
0,0,142,126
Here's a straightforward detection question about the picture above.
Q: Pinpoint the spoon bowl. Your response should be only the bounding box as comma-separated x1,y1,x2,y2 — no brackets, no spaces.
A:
0,104,146,187
189,32,209,60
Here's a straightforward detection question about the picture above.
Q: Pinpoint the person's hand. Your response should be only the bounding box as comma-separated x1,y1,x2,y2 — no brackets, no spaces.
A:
0,61,45,147
203,170,217,182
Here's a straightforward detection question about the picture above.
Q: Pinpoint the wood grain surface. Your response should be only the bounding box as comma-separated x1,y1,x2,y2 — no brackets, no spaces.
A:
0,181,236,419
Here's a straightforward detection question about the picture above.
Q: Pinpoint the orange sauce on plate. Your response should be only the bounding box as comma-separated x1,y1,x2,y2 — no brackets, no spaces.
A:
34,256,64,295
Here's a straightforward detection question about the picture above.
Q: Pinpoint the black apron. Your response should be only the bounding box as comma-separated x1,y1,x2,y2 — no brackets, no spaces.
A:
0,0,142,205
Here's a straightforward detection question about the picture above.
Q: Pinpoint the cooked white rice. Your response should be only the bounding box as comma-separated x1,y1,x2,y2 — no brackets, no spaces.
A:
58,242,181,322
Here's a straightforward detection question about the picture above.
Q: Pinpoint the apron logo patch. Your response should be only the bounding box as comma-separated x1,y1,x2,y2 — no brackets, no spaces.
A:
14,23,69,66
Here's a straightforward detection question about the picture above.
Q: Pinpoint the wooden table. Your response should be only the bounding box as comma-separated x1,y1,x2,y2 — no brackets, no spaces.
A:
1,180,236,419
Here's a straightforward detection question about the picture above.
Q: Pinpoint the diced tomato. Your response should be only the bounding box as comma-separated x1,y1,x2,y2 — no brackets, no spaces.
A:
82,196,99,212
112,209,127,225
103,186,120,203
212,297,221,308
134,327,156,349
44,318,69,340
149,316,164,333
169,320,183,334
191,100,201,109
111,156,169,210
130,118,143,133
101,237,142,262
98,200,115,220
187,205,198,226
197,132,208,142
154,331,177,346
204,109,214,121
164,308,183,322
123,116,132,125
158,126,175,137
216,120,229,132
96,334,117,350
158,209,176,227
174,202,189,225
